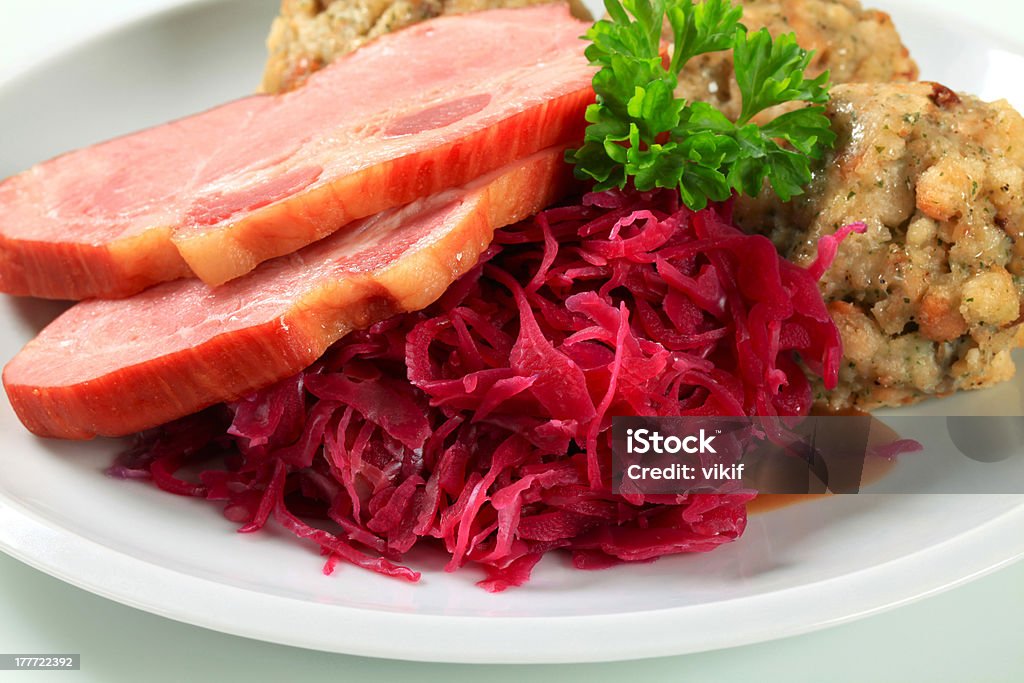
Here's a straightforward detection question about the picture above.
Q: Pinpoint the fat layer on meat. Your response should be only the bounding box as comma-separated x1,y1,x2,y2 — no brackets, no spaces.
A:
735,82,1024,409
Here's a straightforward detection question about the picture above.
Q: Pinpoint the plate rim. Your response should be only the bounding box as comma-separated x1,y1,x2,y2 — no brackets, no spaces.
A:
1,490,1022,663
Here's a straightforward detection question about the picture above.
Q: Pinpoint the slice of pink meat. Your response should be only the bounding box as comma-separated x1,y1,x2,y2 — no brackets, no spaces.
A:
0,6,593,300
3,147,573,439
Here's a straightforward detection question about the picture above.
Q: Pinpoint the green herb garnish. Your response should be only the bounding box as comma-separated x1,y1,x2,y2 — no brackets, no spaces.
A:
567,0,836,210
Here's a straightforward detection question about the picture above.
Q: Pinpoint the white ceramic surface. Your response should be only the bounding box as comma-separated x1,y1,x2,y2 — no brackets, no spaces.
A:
0,0,1022,664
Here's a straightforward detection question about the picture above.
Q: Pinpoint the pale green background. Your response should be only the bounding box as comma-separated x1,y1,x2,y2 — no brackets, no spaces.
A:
1,0,1023,681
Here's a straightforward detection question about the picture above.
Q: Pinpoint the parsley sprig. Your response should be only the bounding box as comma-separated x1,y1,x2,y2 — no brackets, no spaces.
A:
567,0,835,210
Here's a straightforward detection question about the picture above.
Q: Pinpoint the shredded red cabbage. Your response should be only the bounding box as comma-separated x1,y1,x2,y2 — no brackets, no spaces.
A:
111,188,849,590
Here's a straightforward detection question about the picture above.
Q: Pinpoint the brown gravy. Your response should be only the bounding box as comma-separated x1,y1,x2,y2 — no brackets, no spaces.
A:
749,408,899,515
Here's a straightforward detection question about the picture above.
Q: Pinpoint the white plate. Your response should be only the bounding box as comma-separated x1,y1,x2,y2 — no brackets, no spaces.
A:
1,0,1023,664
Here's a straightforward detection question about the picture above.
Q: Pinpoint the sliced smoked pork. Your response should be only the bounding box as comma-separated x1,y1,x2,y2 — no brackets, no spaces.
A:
0,6,593,300
3,147,572,439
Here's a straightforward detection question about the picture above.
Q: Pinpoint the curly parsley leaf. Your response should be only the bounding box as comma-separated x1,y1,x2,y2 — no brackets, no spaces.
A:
566,0,836,209
732,29,830,124
667,0,742,72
